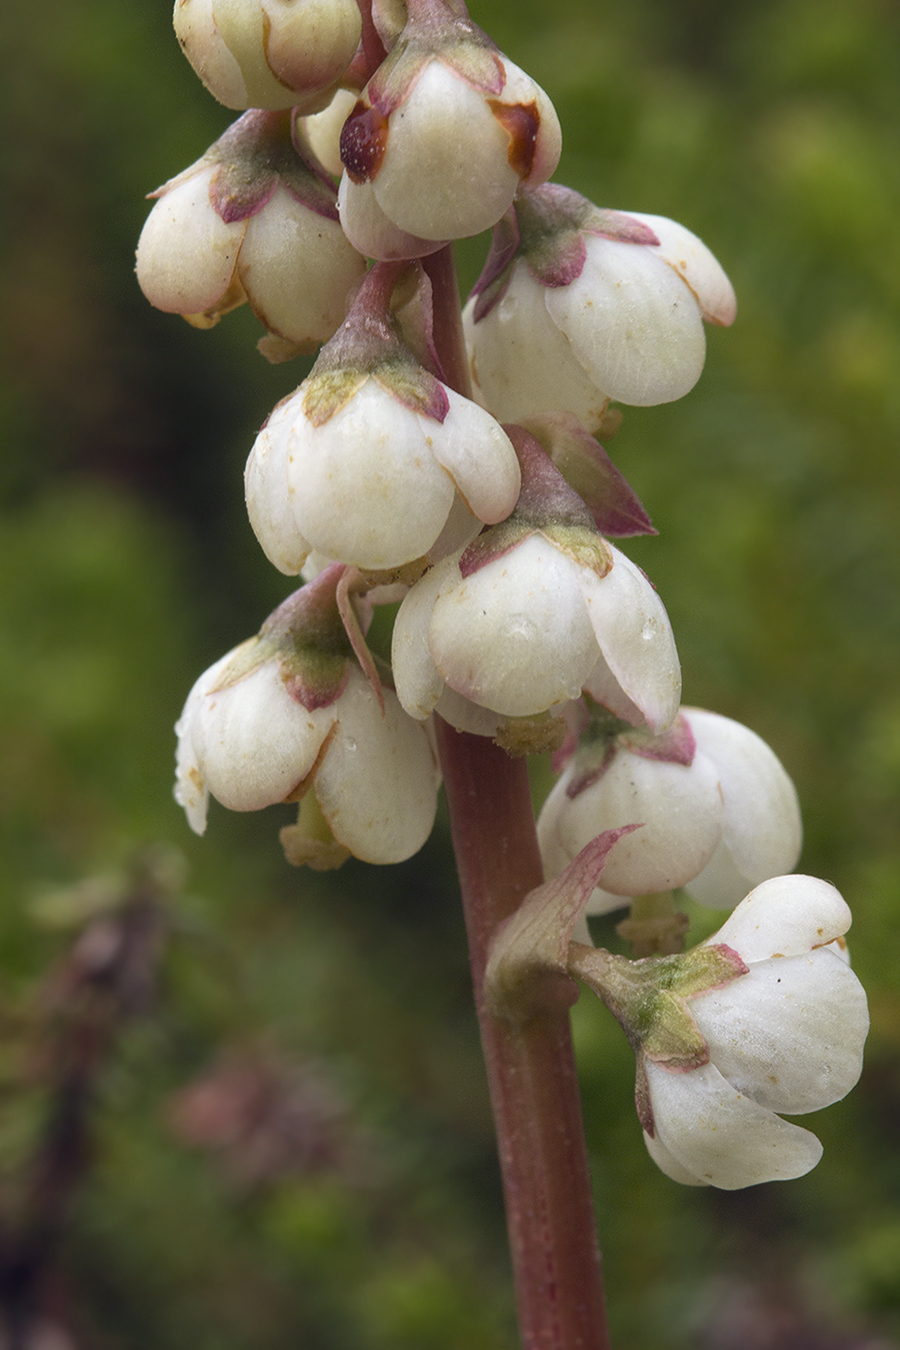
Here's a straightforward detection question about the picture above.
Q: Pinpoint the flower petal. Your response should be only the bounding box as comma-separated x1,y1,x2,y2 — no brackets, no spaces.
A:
391,560,449,720
645,1059,823,1190
314,670,439,863
287,380,457,569
373,61,518,240
580,546,681,734
626,212,737,326
552,747,723,897
137,168,246,315
545,235,706,407
192,659,335,811
691,950,868,1114
427,537,599,717
338,174,445,261
683,708,802,908
238,184,365,345
245,397,312,575
463,278,613,430
708,876,852,963
428,392,520,525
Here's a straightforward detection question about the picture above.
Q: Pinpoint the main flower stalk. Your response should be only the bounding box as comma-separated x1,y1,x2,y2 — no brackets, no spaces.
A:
436,720,610,1350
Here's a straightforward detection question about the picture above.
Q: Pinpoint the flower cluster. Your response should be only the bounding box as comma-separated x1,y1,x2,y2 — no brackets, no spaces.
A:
146,0,866,1195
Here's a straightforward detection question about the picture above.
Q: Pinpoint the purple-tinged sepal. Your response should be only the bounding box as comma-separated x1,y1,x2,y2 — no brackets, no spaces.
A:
485,828,639,1023
521,412,656,538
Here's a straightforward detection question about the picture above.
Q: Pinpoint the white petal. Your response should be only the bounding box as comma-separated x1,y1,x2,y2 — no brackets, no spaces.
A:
136,168,246,315
314,670,439,863
692,951,868,1114
173,649,241,835
193,659,335,811
391,560,450,720
427,537,599,717
374,61,518,240
173,0,249,109
425,493,484,564
708,875,852,963
245,396,312,575
643,1129,708,1186
301,87,359,177
433,685,504,737
428,391,520,525
545,235,706,407
552,747,723,897
580,546,681,734
626,212,737,326
463,280,613,431
683,708,802,908
645,1059,823,1190
682,837,755,910
238,184,365,344
337,174,445,261
497,58,562,187
287,380,457,569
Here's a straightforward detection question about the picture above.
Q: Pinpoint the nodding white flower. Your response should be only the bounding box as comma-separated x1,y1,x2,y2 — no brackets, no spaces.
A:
136,111,365,351
174,568,439,866
173,0,361,113
537,707,802,908
337,0,561,254
569,875,869,1190
391,429,681,733
244,263,520,573
463,185,736,429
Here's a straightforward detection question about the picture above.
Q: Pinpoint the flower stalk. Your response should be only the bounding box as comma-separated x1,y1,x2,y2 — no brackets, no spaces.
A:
435,718,610,1350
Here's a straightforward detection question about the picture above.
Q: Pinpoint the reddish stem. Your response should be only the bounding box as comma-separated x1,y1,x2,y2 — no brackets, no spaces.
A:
435,721,610,1350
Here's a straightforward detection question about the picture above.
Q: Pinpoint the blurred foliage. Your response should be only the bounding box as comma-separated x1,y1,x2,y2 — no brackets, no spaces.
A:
2,0,900,1345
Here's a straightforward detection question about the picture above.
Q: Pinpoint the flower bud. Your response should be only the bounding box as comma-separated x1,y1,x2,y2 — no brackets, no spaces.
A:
537,707,802,909
136,111,365,351
464,186,736,428
173,0,362,112
338,0,561,252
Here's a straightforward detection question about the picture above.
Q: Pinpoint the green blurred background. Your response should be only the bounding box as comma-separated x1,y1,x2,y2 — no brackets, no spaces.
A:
2,0,899,1345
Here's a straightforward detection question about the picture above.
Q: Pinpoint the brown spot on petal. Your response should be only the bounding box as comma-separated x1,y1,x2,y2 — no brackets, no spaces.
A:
340,102,389,184
488,100,539,179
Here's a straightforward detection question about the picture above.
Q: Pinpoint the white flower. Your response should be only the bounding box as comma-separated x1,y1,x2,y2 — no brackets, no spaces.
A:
464,190,736,429
244,261,521,573
641,876,869,1189
173,0,361,112
392,536,681,732
537,708,802,907
174,577,440,865
136,111,365,348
